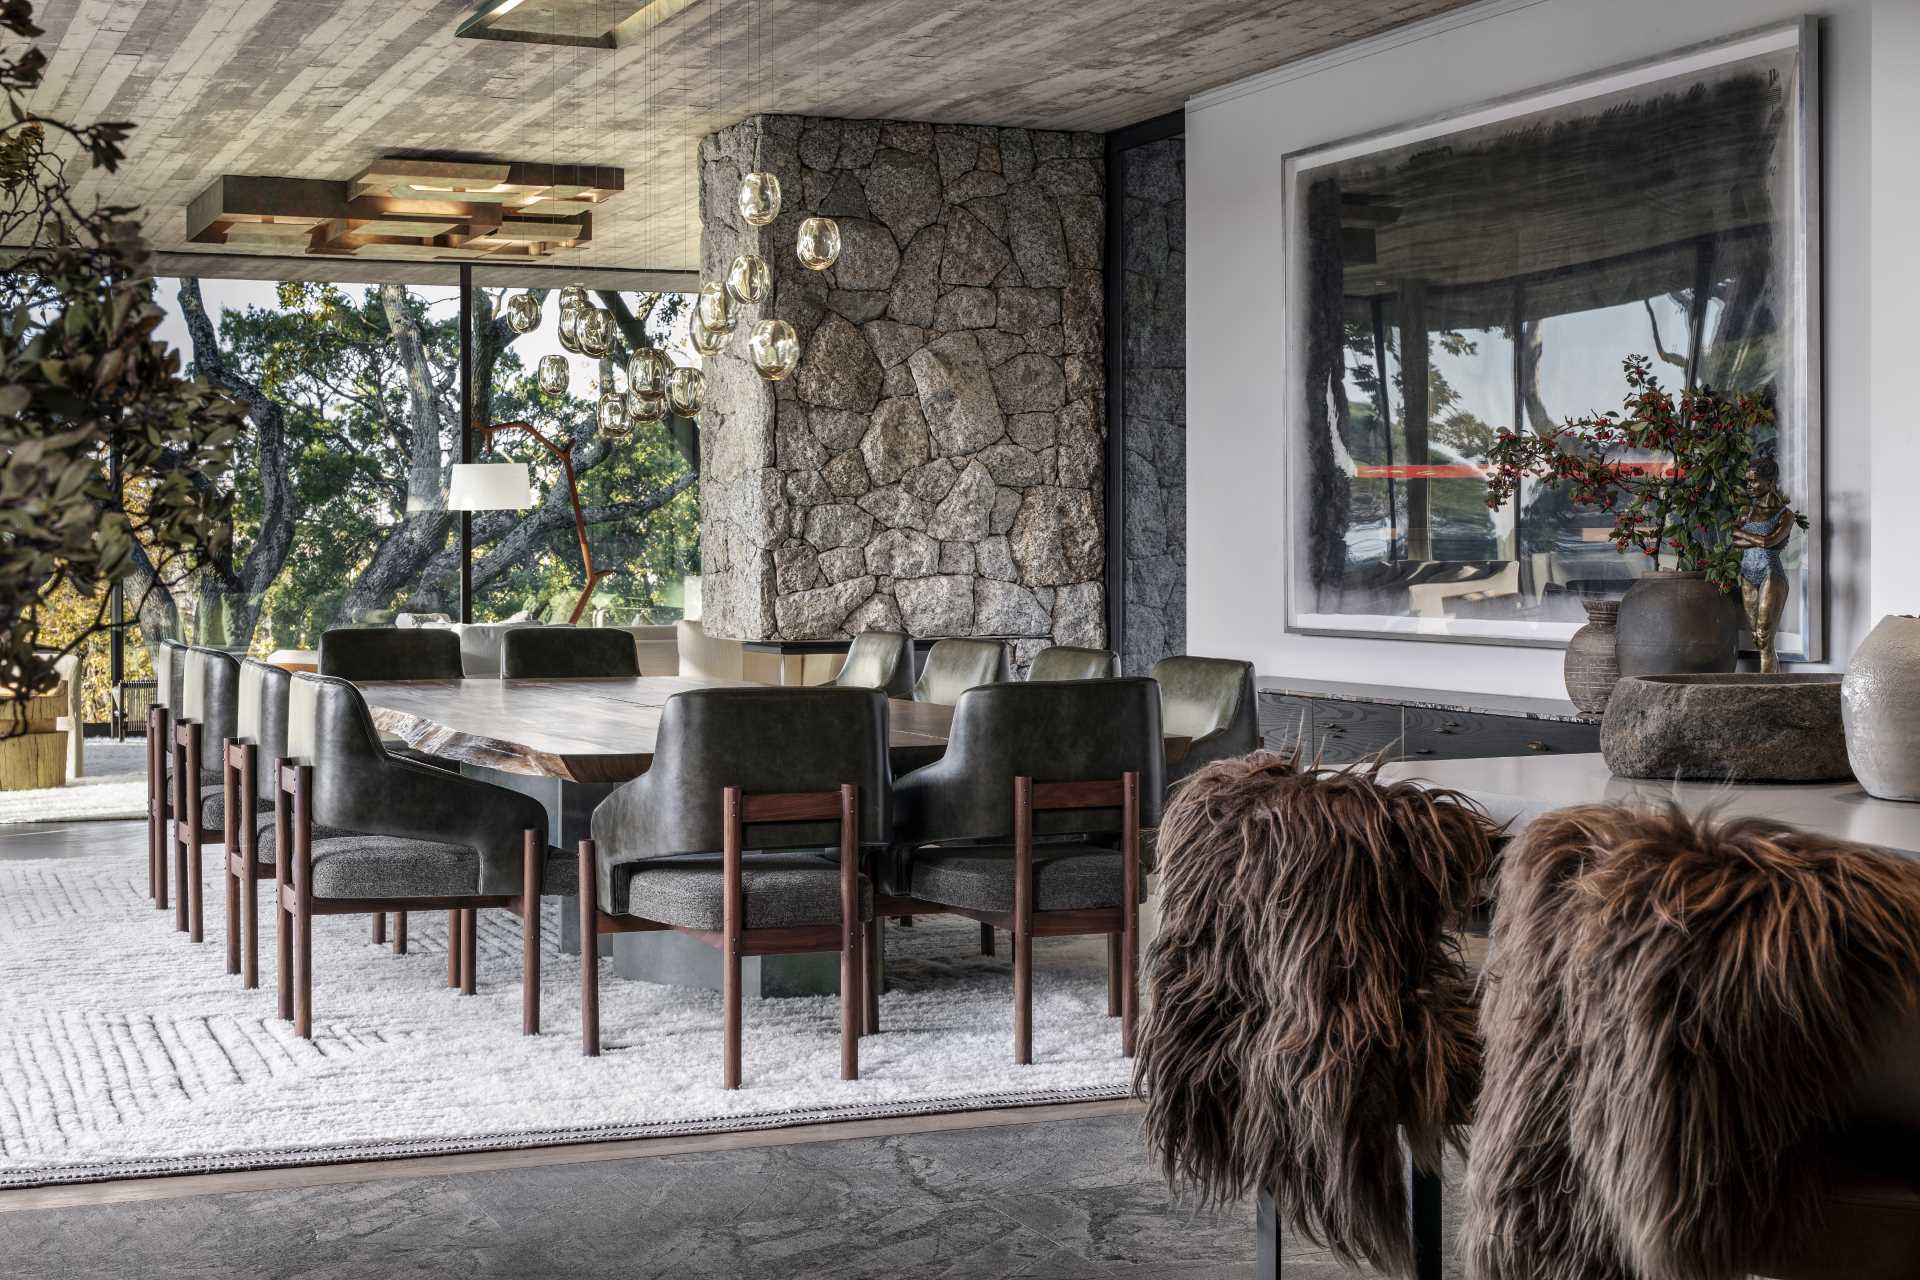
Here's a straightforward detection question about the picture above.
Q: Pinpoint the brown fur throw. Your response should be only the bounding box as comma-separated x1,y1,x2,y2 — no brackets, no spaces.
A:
1134,751,1496,1275
1467,803,1920,1280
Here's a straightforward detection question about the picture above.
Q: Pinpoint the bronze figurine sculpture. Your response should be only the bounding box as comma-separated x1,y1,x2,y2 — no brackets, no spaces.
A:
1729,447,1797,673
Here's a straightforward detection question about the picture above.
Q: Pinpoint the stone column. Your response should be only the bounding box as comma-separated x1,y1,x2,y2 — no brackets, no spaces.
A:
698,114,1106,665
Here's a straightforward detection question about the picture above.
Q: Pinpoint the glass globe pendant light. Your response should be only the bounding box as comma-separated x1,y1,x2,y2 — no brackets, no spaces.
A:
628,347,670,404
578,306,614,358
696,282,737,336
536,353,571,397
556,306,584,354
795,217,841,271
688,314,725,358
748,319,800,381
506,291,542,334
557,285,588,318
627,387,667,426
667,366,706,417
597,392,632,440
737,172,780,226
726,253,771,305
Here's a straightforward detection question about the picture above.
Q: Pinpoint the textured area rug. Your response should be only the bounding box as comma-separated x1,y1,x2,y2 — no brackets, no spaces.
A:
0,773,146,825
0,844,1134,1186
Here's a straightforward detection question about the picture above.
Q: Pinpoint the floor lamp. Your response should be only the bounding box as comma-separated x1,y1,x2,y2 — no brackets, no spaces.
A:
447,421,612,626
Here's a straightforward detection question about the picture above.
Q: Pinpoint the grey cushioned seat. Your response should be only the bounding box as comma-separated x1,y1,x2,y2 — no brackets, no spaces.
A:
615,852,872,930
909,842,1137,912
306,834,479,899
200,785,268,832
301,833,578,899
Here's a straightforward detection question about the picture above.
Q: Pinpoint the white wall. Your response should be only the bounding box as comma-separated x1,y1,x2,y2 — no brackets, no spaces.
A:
1185,0,1912,698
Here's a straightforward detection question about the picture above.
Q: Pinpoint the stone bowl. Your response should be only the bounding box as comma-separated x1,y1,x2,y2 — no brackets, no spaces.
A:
1600,673,1852,782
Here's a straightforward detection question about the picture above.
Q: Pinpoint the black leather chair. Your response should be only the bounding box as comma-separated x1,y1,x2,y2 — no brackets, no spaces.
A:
318,626,463,681
1150,656,1259,783
889,679,1164,1063
501,626,640,679
1027,646,1117,681
169,646,240,942
147,639,188,913
275,673,570,1038
832,631,914,699
912,638,1009,705
579,686,889,1087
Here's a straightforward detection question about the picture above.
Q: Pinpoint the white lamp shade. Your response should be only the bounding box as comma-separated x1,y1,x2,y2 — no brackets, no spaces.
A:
447,462,533,511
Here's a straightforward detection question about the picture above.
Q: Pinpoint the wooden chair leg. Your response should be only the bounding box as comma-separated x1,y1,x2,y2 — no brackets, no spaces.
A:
224,853,241,977
446,909,460,988
838,784,859,1082
148,707,167,910
274,766,292,1021
1013,776,1034,1066
240,746,259,990
980,921,995,956
172,740,189,934
460,908,477,995
578,840,600,1057
863,914,882,1035
1106,933,1121,1016
372,912,386,945
293,765,314,1040
722,786,743,1090
394,910,408,955
522,831,540,1036
188,831,205,943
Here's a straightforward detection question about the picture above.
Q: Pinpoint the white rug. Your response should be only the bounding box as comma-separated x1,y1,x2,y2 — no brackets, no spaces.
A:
0,843,1136,1186
0,772,147,825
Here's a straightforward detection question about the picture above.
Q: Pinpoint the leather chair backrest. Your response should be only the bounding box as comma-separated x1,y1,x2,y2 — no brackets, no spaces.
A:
675,618,746,681
318,626,463,681
501,626,640,678
913,638,1009,705
238,658,292,800
894,678,1165,842
834,631,914,699
591,686,892,858
155,639,186,710
182,646,241,744
1152,655,1258,745
1027,646,1118,681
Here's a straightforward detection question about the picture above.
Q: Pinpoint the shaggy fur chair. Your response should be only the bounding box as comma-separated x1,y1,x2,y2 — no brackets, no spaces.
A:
1133,751,1497,1275
1468,803,1920,1280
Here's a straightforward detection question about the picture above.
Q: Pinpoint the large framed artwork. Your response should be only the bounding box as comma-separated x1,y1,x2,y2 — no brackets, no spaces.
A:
1282,20,1821,657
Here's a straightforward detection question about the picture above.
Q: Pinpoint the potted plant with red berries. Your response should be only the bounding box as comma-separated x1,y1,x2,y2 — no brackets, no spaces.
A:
1485,355,1796,682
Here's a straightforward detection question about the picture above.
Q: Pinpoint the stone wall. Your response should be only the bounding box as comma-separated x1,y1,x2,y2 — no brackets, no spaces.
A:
698,114,1106,665
1119,136,1186,675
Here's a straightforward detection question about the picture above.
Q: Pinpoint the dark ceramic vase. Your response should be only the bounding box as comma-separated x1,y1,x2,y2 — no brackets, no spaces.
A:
1614,571,1740,678
1563,598,1621,715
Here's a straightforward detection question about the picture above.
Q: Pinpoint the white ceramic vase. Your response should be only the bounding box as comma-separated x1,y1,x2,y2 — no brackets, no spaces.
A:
1842,615,1920,800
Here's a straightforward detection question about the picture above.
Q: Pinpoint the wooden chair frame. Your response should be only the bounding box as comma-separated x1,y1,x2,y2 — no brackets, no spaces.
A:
577,784,864,1090
146,703,170,912
1256,1152,1442,1280
171,716,224,942
875,772,1141,1065
273,762,547,1040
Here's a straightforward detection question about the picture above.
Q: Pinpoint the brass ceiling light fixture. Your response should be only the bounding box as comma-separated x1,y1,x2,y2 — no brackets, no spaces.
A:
184,161,621,261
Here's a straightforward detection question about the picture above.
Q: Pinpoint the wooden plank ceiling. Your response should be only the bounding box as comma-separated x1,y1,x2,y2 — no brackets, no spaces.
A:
24,0,1476,273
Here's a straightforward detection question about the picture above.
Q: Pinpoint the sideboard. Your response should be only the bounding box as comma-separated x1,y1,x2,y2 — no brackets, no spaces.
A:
1257,677,1600,766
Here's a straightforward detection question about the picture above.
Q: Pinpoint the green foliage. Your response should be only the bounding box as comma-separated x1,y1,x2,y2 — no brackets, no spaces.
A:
0,1,248,729
1484,355,1799,591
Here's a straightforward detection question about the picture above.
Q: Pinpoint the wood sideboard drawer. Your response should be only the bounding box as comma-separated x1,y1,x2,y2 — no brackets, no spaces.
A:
1310,699,1406,765
1403,706,1599,760
1258,694,1316,756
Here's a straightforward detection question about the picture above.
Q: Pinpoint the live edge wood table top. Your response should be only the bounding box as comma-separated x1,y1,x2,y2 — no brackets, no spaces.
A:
358,676,958,786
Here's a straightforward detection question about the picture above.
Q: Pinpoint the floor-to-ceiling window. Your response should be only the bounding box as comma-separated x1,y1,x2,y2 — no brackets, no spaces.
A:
59,272,701,706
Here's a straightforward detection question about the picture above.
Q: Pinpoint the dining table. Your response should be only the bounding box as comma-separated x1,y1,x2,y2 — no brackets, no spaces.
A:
357,675,1188,998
